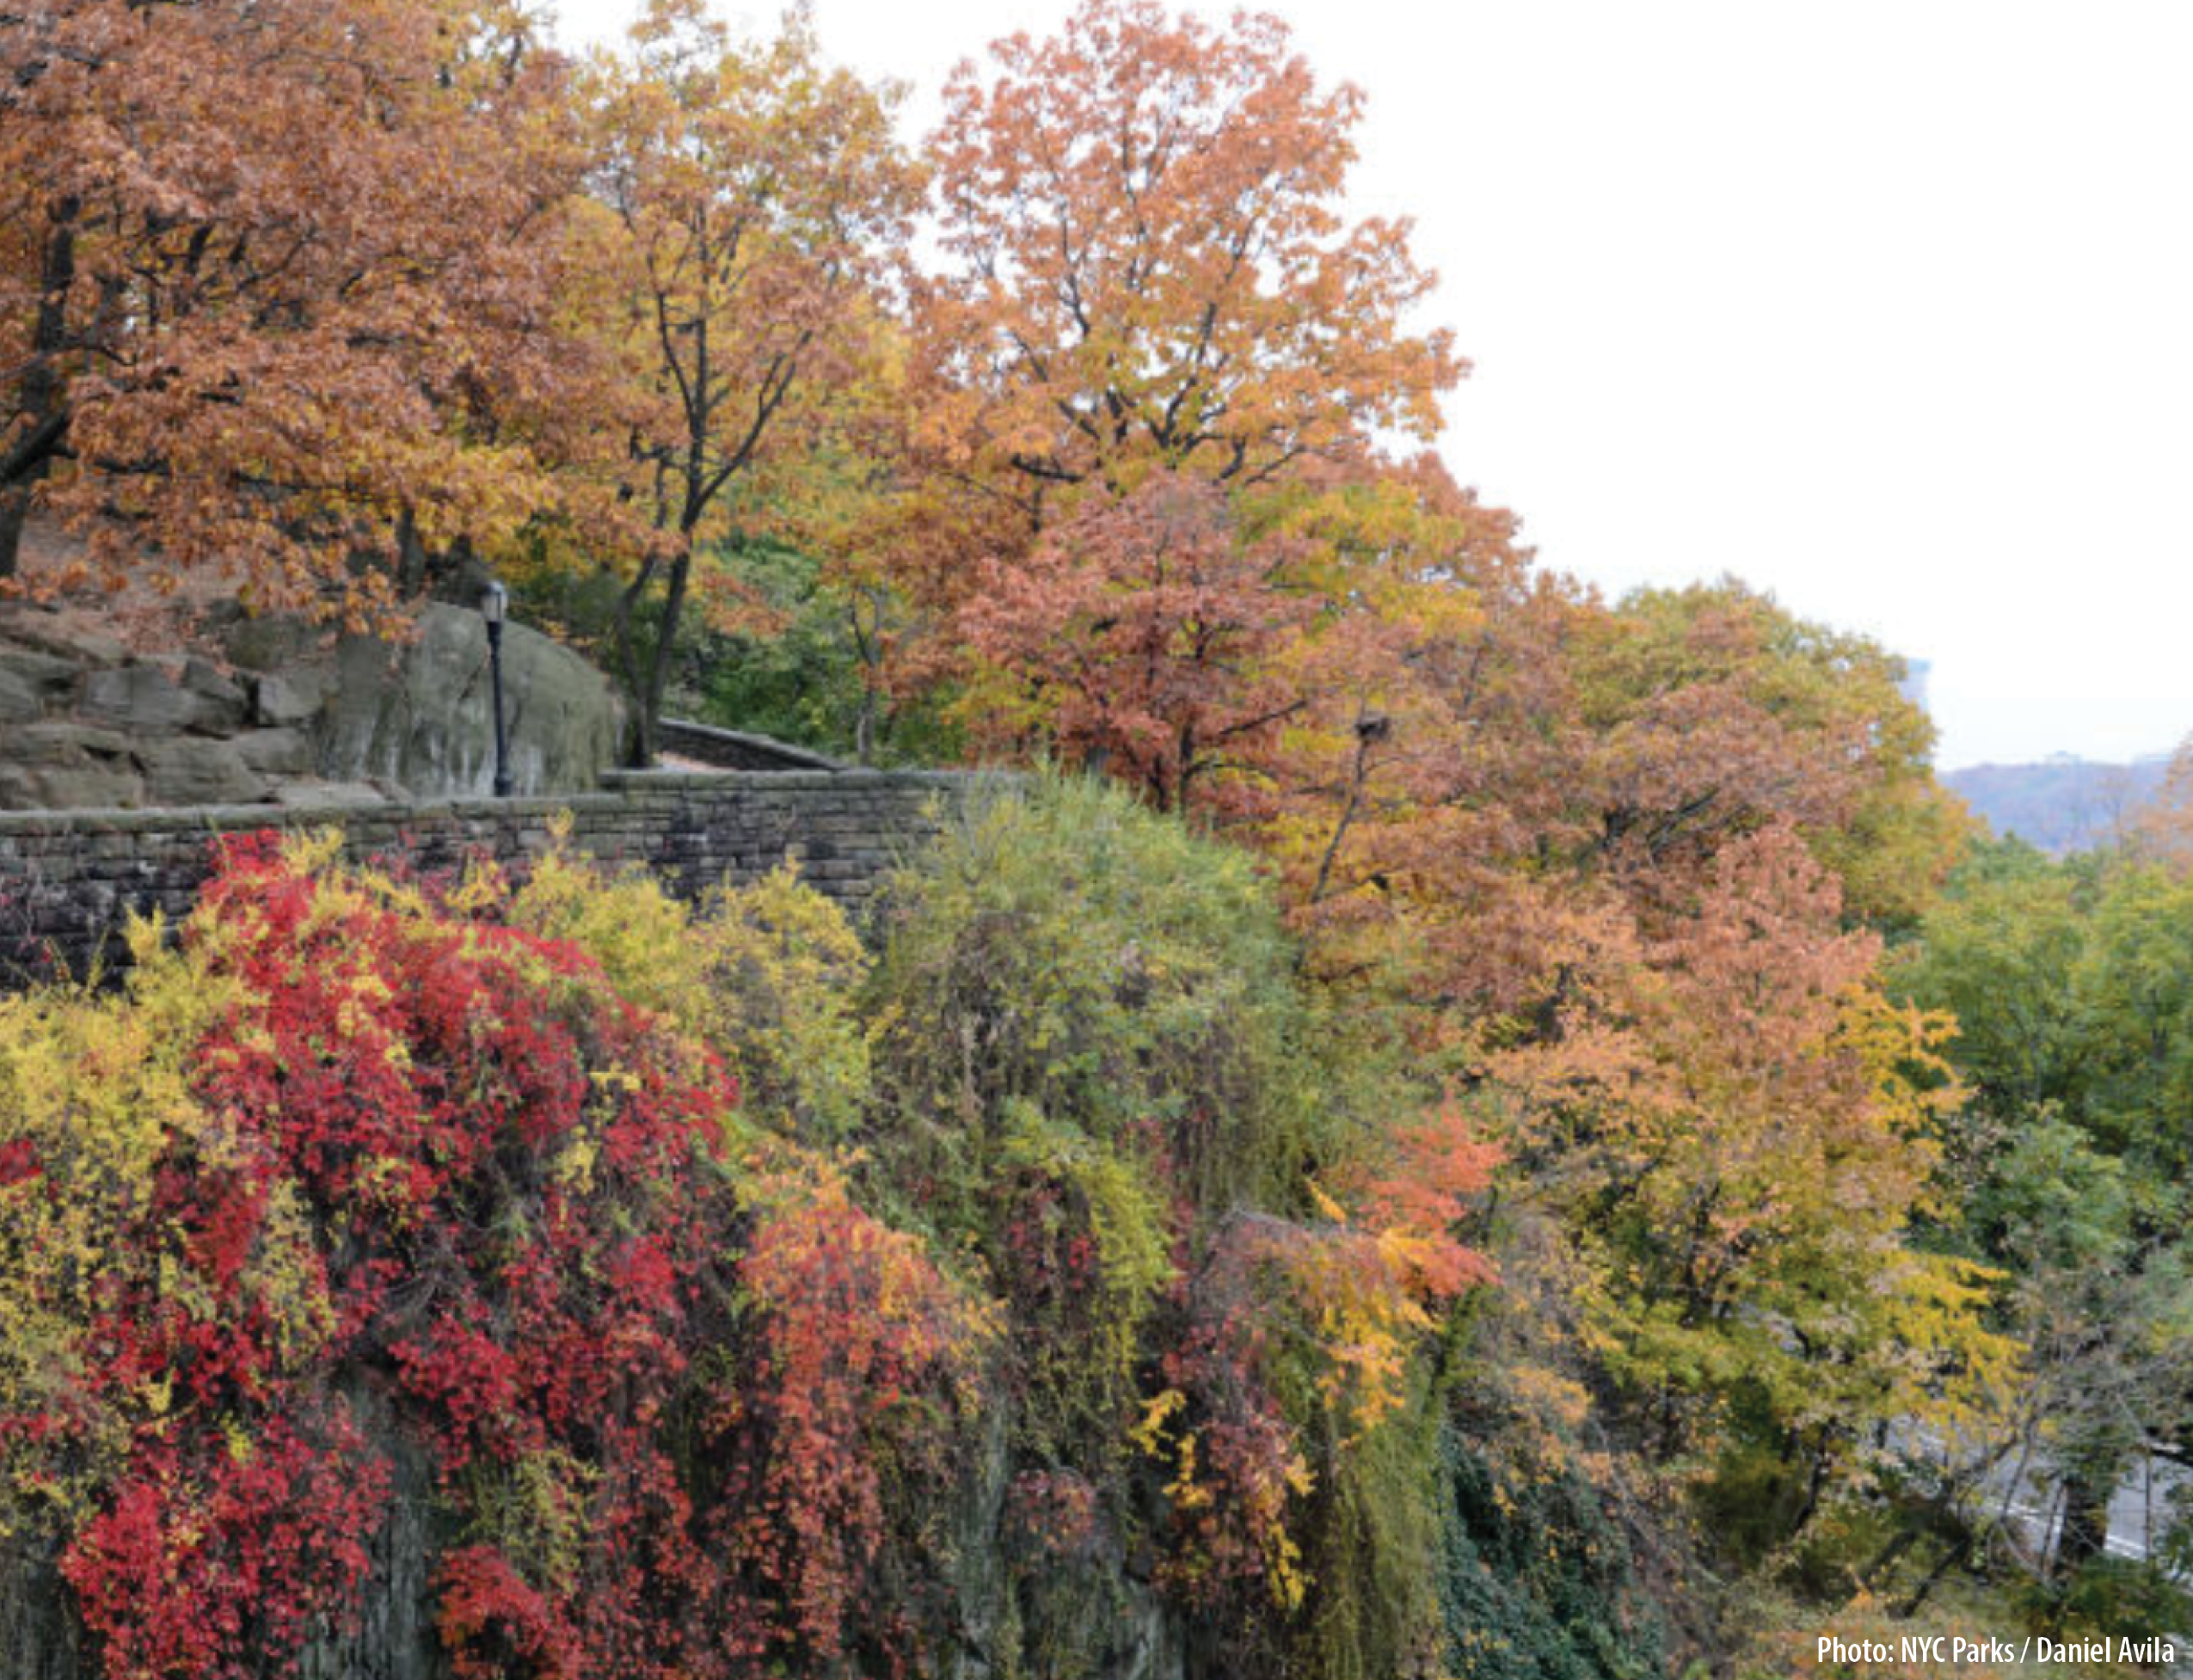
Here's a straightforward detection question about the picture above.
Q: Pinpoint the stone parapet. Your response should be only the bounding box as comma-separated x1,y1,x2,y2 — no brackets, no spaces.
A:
0,768,1010,984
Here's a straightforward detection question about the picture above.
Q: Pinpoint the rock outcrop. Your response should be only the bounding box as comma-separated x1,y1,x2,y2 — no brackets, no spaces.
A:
0,601,625,809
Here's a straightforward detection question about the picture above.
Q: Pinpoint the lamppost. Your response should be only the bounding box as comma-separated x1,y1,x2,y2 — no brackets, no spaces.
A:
482,581,513,798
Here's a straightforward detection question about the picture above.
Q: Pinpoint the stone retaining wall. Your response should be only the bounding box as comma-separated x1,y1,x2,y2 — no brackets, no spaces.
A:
0,767,1004,984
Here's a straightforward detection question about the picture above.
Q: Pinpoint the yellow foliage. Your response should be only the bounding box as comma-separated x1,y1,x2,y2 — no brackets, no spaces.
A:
0,927,248,1532
1132,1386,1314,1611
507,837,874,1143
1132,1388,1189,1458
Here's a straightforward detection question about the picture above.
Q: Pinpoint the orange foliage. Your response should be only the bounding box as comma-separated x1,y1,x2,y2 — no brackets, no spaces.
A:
0,1,625,616
956,472,1316,807
922,0,1458,494
893,0,1461,642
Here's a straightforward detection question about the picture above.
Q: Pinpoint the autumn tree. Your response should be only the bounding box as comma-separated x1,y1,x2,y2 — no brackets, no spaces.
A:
904,0,1459,607
1499,830,2008,1470
886,1,1530,843
1267,568,1964,1033
0,0,617,616
955,472,1318,808
582,0,919,760
1566,581,1966,929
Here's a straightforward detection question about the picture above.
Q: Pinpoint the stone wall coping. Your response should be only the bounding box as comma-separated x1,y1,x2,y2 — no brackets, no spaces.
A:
0,767,1018,836
0,794,619,835
599,766,985,794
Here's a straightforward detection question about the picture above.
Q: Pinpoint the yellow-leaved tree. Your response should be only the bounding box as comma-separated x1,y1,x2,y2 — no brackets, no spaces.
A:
579,0,921,758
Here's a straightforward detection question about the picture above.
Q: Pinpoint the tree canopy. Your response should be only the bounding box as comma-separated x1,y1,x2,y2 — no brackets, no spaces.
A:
15,0,2185,1667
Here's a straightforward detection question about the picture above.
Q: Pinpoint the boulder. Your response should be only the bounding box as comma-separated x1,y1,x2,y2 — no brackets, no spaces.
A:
0,723,144,808
255,667,334,727
234,727,316,777
0,763,144,809
0,665,43,726
138,738,269,806
10,721,135,763
0,645,82,696
316,604,624,797
0,607,127,668
220,614,324,674
81,663,232,736
180,656,249,729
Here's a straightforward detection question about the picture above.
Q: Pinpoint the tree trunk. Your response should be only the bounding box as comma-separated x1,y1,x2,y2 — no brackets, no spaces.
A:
2053,1469,2114,1578
0,487,37,584
394,506,427,596
632,546,691,765
0,201,80,581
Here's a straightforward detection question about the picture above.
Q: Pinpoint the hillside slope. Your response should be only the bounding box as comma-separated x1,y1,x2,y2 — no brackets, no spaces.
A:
1944,755,2172,853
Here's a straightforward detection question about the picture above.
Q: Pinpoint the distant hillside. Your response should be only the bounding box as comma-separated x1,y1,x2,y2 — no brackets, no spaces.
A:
1944,755,2172,853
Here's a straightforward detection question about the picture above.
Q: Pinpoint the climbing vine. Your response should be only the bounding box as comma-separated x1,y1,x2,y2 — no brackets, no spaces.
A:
0,832,985,1679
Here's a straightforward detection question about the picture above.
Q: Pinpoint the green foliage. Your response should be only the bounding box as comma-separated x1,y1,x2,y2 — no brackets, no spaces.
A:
2015,1554,2193,1644
868,770,1340,1224
866,772,1489,1677
1892,838,2090,1120
1897,836,2193,1233
1897,835,2193,1179
688,537,963,766
864,771,1307,1490
691,540,868,746
1439,1430,1669,1680
1896,836,2193,1628
1969,1113,2133,1274
508,530,961,767
1290,1371,1449,1680
2067,861,2193,1173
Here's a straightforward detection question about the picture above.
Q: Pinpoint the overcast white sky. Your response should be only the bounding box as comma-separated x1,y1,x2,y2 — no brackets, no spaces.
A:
553,0,2193,769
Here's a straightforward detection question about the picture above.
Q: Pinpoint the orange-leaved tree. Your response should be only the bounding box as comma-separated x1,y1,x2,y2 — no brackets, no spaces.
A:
1490,825,2012,1474
955,472,1317,809
0,0,619,618
903,0,1460,607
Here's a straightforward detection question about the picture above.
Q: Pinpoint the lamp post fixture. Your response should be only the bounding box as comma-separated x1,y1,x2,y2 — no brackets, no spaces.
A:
482,581,513,798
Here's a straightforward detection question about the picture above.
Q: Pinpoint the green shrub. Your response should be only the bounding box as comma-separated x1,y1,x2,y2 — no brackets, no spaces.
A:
1440,1430,1671,1680
866,770,1342,1232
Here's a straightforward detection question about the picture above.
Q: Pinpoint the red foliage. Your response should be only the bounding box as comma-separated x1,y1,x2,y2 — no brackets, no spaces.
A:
437,1547,580,1680
23,836,981,1680
957,474,1316,811
705,1162,986,1670
0,1135,39,1186
64,1411,387,1680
